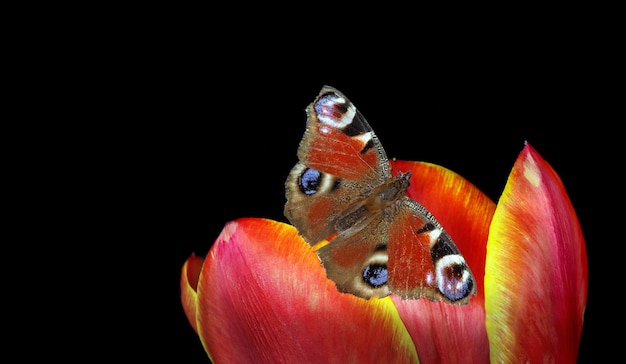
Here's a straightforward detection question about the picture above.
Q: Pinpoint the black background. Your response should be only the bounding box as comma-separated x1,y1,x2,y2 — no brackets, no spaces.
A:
88,21,620,363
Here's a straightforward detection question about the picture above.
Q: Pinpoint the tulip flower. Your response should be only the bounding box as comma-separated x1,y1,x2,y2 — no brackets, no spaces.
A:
180,142,588,363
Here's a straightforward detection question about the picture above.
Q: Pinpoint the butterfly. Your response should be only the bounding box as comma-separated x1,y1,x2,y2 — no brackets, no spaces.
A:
284,85,476,304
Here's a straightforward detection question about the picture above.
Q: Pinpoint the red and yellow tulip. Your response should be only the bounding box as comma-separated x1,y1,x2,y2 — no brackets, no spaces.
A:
180,142,588,363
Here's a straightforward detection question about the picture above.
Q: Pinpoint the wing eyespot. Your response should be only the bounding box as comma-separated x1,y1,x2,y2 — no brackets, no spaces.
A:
435,255,474,302
299,167,322,195
363,264,388,288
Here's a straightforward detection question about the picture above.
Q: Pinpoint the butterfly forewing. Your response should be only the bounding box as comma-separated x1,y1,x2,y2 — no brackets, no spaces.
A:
387,199,476,303
297,85,390,182
285,86,389,244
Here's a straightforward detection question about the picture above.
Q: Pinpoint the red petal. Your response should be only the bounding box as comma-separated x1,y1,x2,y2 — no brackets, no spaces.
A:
484,143,588,362
390,160,495,363
391,299,489,363
194,217,419,363
180,253,204,334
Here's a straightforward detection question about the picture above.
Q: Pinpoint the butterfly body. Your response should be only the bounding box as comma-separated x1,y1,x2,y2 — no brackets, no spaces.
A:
285,86,475,304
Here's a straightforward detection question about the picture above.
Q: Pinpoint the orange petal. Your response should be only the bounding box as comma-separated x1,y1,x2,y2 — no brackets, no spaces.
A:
484,142,588,363
193,217,419,363
390,160,496,363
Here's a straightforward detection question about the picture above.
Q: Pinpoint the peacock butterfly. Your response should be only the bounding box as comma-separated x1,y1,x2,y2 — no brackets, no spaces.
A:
284,86,476,304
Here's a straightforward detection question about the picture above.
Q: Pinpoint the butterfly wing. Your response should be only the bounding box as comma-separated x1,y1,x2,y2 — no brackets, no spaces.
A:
284,85,390,245
317,197,475,304
386,198,476,303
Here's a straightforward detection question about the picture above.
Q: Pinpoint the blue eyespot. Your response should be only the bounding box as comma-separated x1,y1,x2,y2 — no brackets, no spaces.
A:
300,168,321,195
439,263,474,302
363,264,388,288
